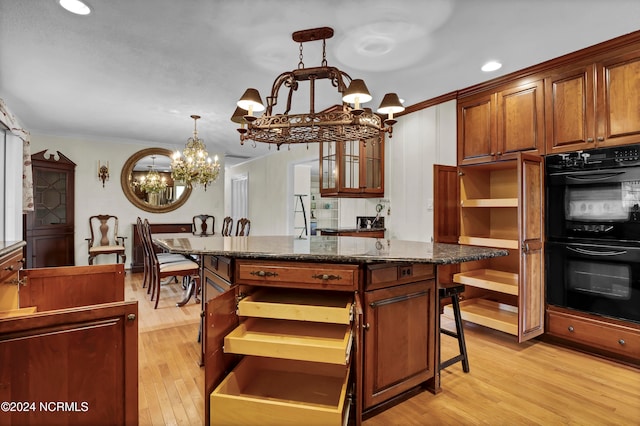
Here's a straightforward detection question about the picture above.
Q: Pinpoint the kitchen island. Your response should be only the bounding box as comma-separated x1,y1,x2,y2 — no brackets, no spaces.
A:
153,235,507,426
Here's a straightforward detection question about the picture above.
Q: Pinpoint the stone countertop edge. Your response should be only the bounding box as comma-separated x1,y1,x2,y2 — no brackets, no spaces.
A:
0,241,26,257
153,235,509,265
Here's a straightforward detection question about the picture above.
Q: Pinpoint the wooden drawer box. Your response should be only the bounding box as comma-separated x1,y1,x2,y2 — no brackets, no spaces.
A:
547,309,640,359
366,263,435,290
238,288,353,324
210,356,350,426
236,260,358,291
224,317,352,364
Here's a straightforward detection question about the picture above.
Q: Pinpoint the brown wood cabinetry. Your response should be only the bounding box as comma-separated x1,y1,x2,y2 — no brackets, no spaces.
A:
205,259,362,425
363,263,436,412
458,79,544,165
545,306,640,366
436,154,544,342
130,222,192,272
0,263,138,426
203,257,440,424
320,135,384,197
24,150,75,268
545,49,640,154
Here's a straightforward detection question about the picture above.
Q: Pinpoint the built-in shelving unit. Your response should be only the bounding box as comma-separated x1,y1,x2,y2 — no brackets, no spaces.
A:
444,155,544,342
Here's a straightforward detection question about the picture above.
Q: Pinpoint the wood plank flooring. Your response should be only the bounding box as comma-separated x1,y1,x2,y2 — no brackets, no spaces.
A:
129,272,640,426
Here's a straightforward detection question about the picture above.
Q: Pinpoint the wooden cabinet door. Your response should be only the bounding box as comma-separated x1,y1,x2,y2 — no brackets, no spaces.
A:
458,92,496,165
597,51,640,147
544,64,597,154
517,153,544,342
363,280,435,409
204,287,239,426
0,301,138,426
496,80,545,159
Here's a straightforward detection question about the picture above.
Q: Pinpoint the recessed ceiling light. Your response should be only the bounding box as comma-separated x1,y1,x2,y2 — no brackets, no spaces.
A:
481,61,502,72
59,0,91,15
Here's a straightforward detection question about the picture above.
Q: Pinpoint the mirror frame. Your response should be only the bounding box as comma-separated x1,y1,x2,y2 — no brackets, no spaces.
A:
120,147,192,213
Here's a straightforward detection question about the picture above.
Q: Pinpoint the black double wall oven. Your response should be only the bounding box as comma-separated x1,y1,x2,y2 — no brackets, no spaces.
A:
545,144,640,324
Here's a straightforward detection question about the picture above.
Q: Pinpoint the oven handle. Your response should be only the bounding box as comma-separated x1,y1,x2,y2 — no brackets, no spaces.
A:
565,172,624,182
567,246,628,256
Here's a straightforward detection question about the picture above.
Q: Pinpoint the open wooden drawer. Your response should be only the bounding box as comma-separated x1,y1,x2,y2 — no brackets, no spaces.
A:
224,317,352,364
210,356,351,426
237,288,353,324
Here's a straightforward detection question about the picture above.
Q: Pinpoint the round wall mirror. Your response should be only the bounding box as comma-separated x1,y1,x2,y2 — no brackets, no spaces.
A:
120,148,192,213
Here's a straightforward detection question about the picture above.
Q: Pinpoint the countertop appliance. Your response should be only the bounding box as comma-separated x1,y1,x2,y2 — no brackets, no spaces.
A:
545,144,640,324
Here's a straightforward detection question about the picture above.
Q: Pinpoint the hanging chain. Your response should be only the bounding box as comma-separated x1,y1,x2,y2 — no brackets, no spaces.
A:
322,38,327,67
298,42,304,69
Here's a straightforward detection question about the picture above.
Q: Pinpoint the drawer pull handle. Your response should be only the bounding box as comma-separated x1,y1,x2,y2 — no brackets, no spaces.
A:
568,326,574,332
618,339,625,346
4,265,14,271
312,274,342,281
250,270,278,278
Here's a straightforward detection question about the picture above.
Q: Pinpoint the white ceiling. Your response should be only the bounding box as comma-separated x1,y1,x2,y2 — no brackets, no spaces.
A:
1,0,639,165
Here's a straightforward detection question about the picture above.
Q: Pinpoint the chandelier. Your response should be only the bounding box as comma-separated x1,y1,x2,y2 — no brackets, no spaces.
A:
137,156,167,194
232,27,405,150
171,115,221,190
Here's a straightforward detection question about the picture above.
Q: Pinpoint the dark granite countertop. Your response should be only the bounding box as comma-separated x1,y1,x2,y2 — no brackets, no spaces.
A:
153,234,507,265
0,241,26,258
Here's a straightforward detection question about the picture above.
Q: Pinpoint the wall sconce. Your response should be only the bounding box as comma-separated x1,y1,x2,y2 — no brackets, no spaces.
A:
98,160,109,187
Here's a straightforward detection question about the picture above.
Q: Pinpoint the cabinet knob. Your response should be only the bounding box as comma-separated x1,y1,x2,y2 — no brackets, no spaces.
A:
597,136,604,142
127,313,136,321
568,326,574,332
363,323,370,331
496,151,502,156
618,339,625,346
587,138,594,142
4,265,13,271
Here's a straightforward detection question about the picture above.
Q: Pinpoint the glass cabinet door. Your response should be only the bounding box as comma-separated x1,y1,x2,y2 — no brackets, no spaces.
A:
321,141,337,192
320,136,384,197
363,136,383,193
341,140,360,191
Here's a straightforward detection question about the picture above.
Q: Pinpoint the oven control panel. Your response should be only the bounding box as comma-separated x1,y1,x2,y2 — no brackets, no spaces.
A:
547,144,640,171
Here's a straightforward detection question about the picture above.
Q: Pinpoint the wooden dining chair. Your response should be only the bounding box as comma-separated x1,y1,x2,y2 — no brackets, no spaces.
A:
235,218,251,236
193,214,215,236
141,219,200,308
86,214,126,265
136,217,186,291
221,216,233,236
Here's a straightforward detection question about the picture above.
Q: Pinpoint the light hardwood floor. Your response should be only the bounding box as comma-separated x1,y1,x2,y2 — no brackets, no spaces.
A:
129,272,640,426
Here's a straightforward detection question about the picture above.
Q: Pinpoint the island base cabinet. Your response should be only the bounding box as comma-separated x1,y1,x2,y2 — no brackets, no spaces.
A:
363,279,436,411
210,356,351,426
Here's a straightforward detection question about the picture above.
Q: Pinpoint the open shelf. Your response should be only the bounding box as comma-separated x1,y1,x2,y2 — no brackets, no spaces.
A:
453,269,519,295
461,198,518,208
444,298,518,335
458,236,519,250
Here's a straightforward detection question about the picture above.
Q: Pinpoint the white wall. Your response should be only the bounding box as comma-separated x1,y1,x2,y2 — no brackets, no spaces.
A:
386,99,457,242
30,134,225,267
